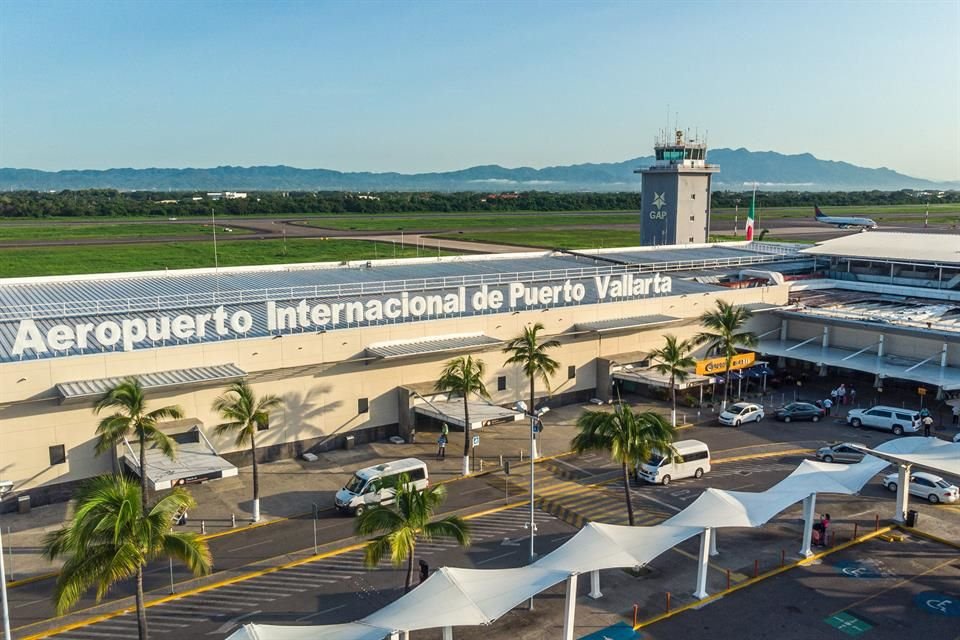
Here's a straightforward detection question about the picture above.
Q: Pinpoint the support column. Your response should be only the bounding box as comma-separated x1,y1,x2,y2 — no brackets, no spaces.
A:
822,326,830,348
799,492,817,558
877,334,885,358
588,570,602,599
895,464,911,523
942,343,948,368
443,627,453,640
693,527,712,599
562,573,579,640
710,528,719,556
779,319,788,341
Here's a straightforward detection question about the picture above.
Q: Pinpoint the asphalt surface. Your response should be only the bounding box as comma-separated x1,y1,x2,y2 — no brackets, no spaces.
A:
10,416,959,638
644,535,960,640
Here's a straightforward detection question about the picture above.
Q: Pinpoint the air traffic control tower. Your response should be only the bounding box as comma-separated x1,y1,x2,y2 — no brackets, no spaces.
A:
635,130,719,245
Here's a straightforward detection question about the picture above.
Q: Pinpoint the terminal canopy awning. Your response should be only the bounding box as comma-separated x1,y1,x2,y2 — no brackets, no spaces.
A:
122,424,238,491
366,334,502,360
413,400,523,430
613,367,713,390
575,314,681,334
757,339,960,390
56,364,247,402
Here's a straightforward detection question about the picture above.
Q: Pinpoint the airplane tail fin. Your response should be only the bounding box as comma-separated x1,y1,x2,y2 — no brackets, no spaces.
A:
814,205,826,219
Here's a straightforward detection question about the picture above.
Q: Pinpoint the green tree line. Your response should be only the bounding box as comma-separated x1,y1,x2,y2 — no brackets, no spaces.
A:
0,188,956,218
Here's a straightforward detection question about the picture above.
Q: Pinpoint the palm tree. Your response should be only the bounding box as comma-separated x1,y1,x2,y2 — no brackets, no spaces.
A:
571,404,676,526
43,475,212,640
212,381,282,523
435,355,489,476
503,323,560,459
94,378,184,511
356,474,470,592
694,300,758,409
649,335,697,428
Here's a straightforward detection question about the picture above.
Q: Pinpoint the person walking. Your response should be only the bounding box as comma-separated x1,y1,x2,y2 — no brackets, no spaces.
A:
849,386,856,406
922,413,934,437
830,387,839,405
437,433,447,459
820,513,831,546
441,422,449,438
823,397,833,416
952,404,960,426
837,384,846,405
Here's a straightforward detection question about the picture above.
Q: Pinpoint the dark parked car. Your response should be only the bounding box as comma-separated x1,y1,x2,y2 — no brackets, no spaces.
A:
774,402,825,423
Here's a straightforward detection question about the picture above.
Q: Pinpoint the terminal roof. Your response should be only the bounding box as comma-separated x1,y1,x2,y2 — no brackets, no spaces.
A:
800,232,960,266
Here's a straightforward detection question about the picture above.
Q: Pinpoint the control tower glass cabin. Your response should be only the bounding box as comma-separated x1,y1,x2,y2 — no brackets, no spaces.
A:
635,130,719,246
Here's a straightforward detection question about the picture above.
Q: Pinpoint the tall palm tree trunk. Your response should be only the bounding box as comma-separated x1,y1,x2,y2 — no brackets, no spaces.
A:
250,434,260,522
529,376,538,459
405,552,415,593
723,354,733,407
136,566,149,640
621,462,635,526
670,372,677,428
138,438,148,512
462,397,471,476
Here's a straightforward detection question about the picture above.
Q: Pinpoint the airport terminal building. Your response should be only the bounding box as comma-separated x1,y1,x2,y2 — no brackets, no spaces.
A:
2,233,959,507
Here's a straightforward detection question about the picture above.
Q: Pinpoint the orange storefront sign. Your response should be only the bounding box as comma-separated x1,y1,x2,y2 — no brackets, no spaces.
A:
695,352,756,376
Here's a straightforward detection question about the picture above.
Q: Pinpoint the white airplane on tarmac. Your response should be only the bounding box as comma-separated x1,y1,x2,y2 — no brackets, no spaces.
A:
814,205,878,231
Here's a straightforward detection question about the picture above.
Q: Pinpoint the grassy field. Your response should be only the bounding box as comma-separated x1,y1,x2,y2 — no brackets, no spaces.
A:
0,222,250,241
300,212,638,231
0,238,452,278
435,229,641,250
710,203,960,220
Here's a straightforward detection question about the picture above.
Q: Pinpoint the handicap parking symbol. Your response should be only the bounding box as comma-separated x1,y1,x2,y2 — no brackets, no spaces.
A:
914,591,960,617
836,560,883,579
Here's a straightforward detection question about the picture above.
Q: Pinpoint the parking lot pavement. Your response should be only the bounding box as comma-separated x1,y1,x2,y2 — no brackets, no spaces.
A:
642,534,960,640
27,506,570,639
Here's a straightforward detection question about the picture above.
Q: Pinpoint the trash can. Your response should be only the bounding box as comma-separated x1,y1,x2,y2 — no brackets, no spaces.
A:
906,509,919,527
17,494,30,514
344,435,355,450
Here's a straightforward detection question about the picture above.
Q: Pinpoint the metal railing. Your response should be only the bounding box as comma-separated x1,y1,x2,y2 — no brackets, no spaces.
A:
0,252,795,321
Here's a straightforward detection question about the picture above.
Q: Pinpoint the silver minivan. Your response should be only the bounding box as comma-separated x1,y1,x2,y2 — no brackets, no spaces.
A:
846,405,920,436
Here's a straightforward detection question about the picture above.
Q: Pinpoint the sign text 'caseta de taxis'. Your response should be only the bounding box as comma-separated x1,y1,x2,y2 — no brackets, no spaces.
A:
13,274,673,355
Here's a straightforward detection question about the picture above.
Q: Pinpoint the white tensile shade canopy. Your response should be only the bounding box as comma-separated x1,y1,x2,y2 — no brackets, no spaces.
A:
226,622,391,640
869,436,960,477
533,522,702,573
362,566,570,631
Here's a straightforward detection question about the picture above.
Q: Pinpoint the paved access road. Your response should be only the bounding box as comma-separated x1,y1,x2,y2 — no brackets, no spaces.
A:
23,452,854,640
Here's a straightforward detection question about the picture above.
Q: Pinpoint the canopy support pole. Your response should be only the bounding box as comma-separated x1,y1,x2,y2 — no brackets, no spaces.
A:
800,492,817,558
710,528,719,556
895,464,911,523
588,569,602,599
562,573,578,640
693,527,712,600
442,626,453,640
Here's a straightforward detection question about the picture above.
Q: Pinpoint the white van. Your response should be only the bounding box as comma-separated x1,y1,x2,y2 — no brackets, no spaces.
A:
334,458,429,516
637,440,710,485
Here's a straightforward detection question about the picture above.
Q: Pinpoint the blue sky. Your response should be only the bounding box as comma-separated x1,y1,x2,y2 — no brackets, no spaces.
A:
1,0,957,181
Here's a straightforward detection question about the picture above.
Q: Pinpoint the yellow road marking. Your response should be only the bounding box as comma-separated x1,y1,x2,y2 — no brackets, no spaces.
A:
714,448,813,464
634,526,895,630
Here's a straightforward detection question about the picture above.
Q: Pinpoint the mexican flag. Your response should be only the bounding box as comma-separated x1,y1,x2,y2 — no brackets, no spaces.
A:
745,188,756,241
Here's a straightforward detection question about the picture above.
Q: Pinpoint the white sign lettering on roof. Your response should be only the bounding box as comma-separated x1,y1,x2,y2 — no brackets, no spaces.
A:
8,274,671,359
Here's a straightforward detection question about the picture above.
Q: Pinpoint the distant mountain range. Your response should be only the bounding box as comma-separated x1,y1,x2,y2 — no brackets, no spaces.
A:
2,148,957,192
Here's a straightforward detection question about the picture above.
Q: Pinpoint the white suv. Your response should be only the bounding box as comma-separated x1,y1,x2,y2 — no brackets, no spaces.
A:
846,406,920,436
718,402,764,427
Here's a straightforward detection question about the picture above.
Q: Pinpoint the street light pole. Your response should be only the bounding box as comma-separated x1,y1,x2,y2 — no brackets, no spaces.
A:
0,482,12,640
529,411,536,563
